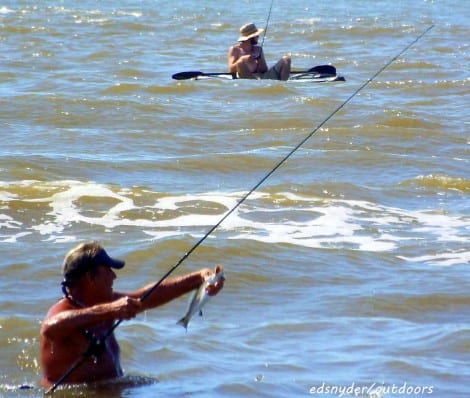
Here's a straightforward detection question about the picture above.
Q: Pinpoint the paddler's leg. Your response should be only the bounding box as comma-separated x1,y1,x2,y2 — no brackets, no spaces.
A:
274,55,291,81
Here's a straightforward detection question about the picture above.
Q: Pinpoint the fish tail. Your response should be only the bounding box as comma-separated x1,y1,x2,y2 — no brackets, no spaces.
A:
176,316,189,330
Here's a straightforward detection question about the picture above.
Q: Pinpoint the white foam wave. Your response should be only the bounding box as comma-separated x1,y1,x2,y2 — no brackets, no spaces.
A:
1,181,467,266
398,251,470,267
0,6,14,14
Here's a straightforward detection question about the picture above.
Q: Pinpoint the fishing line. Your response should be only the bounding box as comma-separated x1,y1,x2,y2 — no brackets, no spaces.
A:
260,0,275,48
46,24,433,394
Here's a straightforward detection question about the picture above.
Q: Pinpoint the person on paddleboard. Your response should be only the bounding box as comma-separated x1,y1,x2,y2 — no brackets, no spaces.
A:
228,23,291,80
39,241,224,388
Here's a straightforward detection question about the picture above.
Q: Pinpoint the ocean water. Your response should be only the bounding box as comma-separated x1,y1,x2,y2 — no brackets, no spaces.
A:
0,0,469,397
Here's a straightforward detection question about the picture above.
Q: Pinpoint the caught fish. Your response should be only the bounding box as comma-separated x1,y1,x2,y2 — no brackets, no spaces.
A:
177,266,225,330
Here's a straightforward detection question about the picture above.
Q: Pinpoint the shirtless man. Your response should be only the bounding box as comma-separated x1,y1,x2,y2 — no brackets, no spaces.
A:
228,23,291,80
40,241,224,388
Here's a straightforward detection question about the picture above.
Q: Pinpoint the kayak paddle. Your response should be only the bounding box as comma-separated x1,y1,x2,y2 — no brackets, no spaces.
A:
172,65,337,80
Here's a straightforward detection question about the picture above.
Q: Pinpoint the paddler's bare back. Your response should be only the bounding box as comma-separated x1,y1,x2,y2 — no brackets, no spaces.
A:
40,299,122,387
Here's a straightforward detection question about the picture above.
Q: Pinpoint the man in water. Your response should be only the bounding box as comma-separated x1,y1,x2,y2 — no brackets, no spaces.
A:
228,23,291,80
40,241,224,388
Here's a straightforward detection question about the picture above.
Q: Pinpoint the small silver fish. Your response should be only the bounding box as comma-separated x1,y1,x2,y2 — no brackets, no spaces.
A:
177,266,225,330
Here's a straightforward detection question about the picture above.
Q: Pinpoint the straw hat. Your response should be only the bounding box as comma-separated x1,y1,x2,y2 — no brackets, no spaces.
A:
238,23,264,42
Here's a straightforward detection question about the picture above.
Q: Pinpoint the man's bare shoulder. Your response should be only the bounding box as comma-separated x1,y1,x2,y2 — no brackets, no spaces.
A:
41,298,80,340
45,298,75,318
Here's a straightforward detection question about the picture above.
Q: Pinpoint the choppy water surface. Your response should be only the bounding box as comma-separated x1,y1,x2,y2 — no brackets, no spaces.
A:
0,0,469,397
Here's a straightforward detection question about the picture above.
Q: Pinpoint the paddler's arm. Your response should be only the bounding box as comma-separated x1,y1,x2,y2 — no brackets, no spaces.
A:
228,45,240,74
125,266,224,312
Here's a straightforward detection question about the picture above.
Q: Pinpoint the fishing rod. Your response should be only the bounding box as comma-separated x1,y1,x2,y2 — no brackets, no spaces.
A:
261,0,275,48
45,24,433,394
